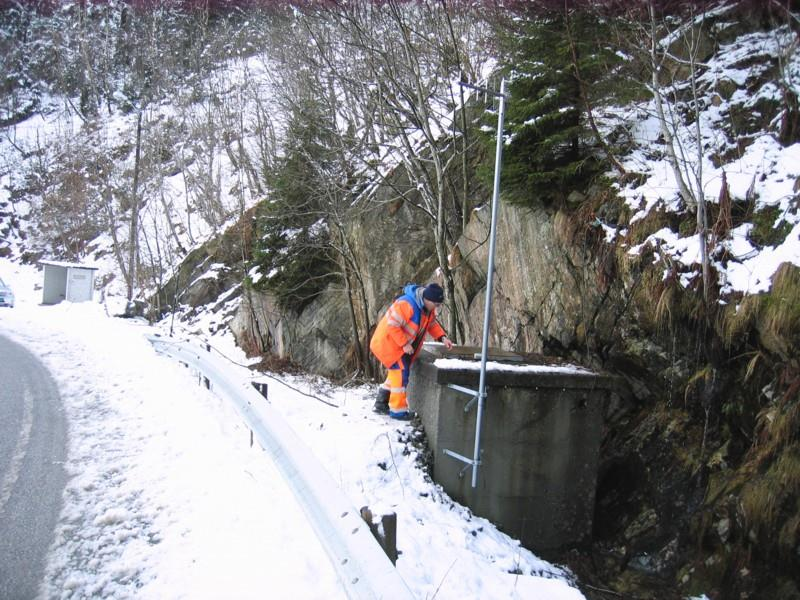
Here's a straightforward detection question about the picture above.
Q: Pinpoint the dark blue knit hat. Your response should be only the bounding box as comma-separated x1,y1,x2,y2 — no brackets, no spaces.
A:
422,283,444,303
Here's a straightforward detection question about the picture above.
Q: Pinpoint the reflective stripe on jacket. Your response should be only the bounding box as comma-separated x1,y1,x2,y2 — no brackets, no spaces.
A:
369,284,446,369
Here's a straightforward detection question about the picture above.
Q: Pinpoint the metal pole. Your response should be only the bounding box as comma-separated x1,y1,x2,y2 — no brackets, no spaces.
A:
471,78,507,488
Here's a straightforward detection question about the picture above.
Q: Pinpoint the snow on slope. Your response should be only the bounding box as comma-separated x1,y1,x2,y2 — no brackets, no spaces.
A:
610,25,800,295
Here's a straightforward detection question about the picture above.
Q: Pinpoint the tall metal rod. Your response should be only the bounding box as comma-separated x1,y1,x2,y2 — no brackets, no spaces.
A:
471,78,507,488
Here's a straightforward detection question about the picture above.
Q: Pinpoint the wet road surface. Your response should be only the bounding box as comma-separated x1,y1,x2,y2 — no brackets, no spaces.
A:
0,333,67,600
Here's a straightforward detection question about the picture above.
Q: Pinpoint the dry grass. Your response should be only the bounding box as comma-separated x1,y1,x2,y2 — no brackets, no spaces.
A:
775,445,800,491
740,476,778,540
761,264,800,358
685,364,714,405
720,264,800,357
720,294,758,350
740,444,800,561
744,350,767,383
653,270,679,333
626,207,676,247
778,512,800,562
711,170,733,245
248,353,302,374
753,400,800,464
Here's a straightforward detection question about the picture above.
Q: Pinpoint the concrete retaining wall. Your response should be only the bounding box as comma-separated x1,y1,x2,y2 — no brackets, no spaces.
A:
408,344,615,555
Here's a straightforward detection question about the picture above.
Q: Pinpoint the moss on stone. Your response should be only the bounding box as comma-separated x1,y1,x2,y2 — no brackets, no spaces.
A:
749,205,794,248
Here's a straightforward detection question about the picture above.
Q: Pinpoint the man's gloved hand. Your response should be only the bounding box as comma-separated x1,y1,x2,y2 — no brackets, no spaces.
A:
403,343,414,354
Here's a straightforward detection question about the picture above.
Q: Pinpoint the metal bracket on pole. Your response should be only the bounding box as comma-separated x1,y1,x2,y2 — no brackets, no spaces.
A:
459,80,509,100
446,383,484,412
463,391,487,413
442,449,481,479
447,383,476,397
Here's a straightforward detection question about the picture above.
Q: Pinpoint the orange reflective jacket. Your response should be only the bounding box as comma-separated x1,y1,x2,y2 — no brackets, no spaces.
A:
370,284,446,369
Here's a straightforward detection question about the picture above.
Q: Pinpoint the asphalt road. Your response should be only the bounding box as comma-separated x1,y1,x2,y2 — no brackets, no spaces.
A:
0,333,68,600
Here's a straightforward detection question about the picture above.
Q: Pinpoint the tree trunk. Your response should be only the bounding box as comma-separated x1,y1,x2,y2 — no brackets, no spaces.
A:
565,8,626,176
127,110,143,303
648,3,695,210
338,227,366,376
103,188,128,287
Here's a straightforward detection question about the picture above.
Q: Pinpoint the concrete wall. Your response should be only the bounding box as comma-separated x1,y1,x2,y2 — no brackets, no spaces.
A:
408,345,614,555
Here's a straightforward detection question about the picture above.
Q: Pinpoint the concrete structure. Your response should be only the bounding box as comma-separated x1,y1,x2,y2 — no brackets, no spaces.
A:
40,260,98,305
408,344,617,555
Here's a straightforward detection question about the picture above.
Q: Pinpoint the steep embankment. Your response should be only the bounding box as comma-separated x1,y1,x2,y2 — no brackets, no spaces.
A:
218,13,800,600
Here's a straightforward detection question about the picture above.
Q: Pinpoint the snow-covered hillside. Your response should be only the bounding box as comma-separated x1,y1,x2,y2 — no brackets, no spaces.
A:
607,21,800,297
1,4,799,598
1,6,798,317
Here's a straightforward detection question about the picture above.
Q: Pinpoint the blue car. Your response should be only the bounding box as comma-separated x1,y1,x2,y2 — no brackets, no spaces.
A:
0,277,15,307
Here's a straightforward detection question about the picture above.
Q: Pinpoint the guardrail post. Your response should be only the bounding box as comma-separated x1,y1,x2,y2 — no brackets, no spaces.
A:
252,382,268,399
360,506,398,565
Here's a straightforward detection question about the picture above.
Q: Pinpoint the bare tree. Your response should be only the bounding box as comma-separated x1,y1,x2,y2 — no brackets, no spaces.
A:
251,0,495,374
279,1,492,342
127,109,143,303
610,1,718,304
769,0,800,144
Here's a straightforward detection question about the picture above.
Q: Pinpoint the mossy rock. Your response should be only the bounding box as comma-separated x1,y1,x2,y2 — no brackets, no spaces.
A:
749,205,794,248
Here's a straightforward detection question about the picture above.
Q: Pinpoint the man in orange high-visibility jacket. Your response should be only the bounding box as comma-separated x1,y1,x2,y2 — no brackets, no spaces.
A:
370,283,453,420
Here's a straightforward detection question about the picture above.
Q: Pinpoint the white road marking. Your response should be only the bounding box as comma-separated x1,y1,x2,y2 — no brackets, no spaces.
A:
0,387,34,514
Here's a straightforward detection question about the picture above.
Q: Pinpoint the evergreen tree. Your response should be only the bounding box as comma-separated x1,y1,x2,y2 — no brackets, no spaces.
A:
250,99,338,311
490,8,621,206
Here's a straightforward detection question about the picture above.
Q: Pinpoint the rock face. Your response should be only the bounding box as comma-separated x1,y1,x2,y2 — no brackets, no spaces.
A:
232,283,356,375
456,200,620,357
229,172,443,377
229,195,625,379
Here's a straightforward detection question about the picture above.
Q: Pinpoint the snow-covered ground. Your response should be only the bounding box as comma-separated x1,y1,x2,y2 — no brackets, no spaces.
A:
601,27,800,302
0,260,583,600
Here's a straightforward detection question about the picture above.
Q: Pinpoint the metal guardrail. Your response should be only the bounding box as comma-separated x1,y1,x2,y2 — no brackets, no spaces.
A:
148,336,415,600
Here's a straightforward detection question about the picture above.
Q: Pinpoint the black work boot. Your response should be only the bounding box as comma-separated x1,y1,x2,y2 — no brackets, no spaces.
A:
373,387,390,414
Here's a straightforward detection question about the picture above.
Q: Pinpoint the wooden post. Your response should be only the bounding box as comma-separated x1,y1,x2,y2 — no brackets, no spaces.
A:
252,382,268,400
360,506,398,565
380,513,398,565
